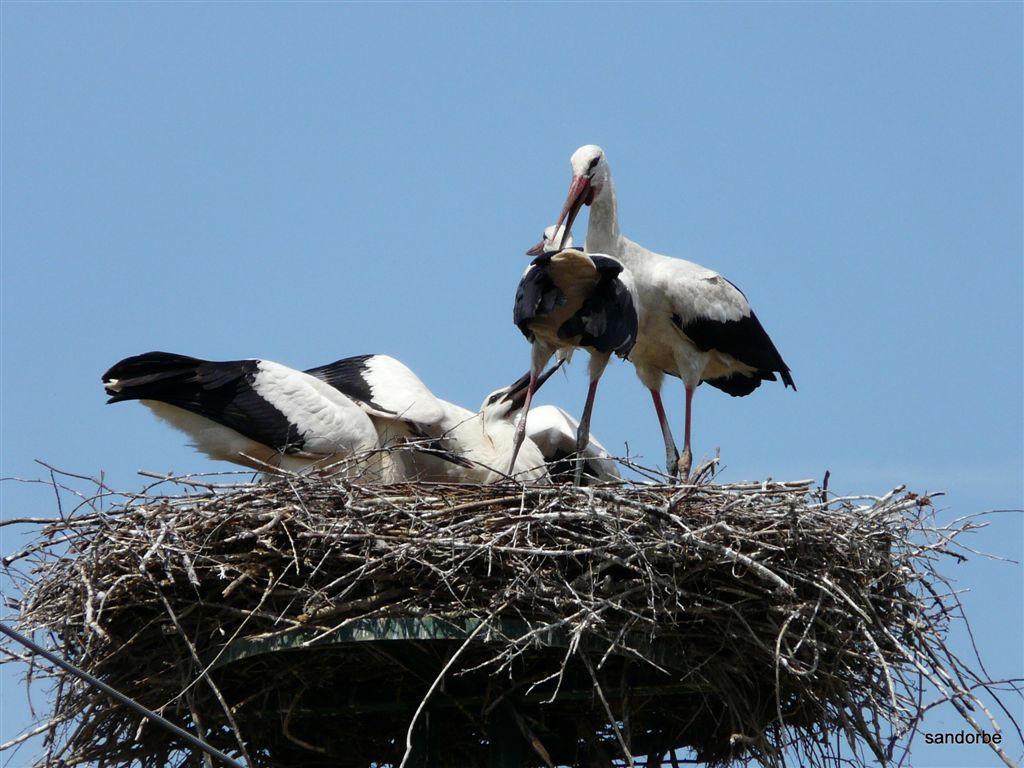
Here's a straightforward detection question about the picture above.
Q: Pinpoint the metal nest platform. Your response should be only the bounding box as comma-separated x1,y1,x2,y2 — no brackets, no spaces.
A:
2,470,1018,767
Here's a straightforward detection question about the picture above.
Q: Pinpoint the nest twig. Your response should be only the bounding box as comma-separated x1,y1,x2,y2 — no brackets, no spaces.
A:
1,466,1020,767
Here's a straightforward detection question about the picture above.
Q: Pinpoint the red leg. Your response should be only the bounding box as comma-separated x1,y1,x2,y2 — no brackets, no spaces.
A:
508,373,537,476
650,388,680,479
679,386,694,480
574,377,601,485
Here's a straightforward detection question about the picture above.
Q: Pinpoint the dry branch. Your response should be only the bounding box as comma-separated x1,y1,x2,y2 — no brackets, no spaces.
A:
1,468,1019,767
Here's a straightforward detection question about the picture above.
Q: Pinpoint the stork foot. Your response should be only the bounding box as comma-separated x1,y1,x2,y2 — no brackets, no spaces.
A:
574,413,593,488
665,447,681,483
690,457,719,486
572,457,584,487
507,413,528,478
676,447,693,483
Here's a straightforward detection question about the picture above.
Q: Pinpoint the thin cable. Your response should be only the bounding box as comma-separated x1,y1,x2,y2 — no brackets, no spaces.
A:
0,620,246,768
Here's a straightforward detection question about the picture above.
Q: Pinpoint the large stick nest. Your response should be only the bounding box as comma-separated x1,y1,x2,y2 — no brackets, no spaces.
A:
2,470,1018,767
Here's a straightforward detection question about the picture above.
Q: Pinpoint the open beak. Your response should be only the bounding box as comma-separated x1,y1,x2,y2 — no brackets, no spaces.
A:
502,358,566,410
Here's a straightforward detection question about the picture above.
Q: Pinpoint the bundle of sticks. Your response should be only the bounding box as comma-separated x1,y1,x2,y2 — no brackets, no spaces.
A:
1,471,1016,767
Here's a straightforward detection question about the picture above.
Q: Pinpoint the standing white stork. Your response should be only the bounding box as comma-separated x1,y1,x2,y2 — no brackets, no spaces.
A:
510,234,639,485
525,405,620,484
102,351,390,480
307,354,558,484
544,144,795,480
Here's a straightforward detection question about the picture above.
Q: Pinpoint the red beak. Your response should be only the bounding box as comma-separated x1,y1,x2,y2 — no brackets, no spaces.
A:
525,239,546,257
554,175,590,246
525,174,591,255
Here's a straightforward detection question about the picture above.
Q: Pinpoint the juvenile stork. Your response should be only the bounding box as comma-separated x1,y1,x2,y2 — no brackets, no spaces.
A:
304,353,460,480
511,234,638,485
543,144,795,479
460,374,551,484
102,351,388,480
307,354,559,484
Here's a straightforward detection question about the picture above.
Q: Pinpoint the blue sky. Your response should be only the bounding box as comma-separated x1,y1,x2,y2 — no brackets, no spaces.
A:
1,2,1021,766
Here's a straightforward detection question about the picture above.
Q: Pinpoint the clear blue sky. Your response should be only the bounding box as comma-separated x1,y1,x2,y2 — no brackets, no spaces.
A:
2,2,1021,766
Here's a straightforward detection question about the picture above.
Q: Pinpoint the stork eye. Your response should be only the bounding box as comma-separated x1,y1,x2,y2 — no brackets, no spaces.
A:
587,156,601,172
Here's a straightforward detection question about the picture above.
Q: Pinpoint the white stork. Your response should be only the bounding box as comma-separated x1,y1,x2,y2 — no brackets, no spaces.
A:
529,224,573,251
306,354,557,484
546,144,795,480
458,376,551,484
525,405,620,484
102,351,390,480
510,232,639,485
303,353,463,480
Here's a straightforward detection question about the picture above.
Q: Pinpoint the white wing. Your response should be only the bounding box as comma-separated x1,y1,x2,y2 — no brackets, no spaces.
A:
526,405,620,482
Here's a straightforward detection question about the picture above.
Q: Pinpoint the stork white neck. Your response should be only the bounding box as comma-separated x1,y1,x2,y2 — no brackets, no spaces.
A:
585,165,621,255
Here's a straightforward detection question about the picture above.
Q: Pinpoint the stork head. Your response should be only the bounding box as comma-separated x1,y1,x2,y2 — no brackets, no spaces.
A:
479,386,521,424
540,144,607,252
525,224,574,257
480,359,565,421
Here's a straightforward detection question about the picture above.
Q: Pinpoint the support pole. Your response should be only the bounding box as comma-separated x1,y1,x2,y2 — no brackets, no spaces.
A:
488,700,525,768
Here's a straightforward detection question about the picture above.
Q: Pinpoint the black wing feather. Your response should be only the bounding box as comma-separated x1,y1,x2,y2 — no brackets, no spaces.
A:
676,307,795,395
513,255,564,339
515,252,637,357
303,355,397,414
560,255,637,357
103,351,305,452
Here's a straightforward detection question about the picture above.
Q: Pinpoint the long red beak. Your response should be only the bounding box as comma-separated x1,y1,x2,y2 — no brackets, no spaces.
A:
525,239,546,257
554,175,590,245
525,174,591,255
